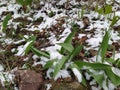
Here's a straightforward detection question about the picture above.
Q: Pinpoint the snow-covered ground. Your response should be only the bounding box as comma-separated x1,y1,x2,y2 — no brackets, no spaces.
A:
0,0,120,90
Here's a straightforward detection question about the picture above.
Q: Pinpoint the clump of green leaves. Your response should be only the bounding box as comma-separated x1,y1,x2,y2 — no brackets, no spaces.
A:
73,60,120,88
16,0,32,6
95,3,120,28
96,4,112,15
42,24,84,84
44,22,119,88
72,30,120,89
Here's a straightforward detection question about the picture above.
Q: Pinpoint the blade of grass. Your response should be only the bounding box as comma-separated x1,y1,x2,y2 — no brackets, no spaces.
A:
60,27,77,54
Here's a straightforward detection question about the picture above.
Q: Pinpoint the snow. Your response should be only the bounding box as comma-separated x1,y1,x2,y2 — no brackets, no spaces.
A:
54,69,71,80
2,38,14,44
0,0,120,90
0,64,4,71
115,0,120,3
0,72,14,86
102,79,115,90
110,30,120,42
0,7,7,16
72,68,82,82
33,56,49,66
102,80,109,90
32,55,39,60
13,39,25,44
115,11,120,17
91,86,99,90
46,68,54,79
86,37,102,48
46,84,52,90
46,45,62,60
38,17,57,29
78,34,86,38
23,57,29,61
108,81,115,90
15,45,24,56
46,67,70,80
57,0,67,5
112,67,120,77
114,53,120,60
85,72,91,80
15,40,33,56
60,28,71,38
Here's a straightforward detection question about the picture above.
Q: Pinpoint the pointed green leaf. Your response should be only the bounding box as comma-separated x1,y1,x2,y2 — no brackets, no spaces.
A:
58,43,74,53
92,74,104,87
60,29,77,54
105,68,120,86
65,30,76,44
53,56,67,78
74,61,111,70
97,30,111,62
30,46,50,58
68,45,83,61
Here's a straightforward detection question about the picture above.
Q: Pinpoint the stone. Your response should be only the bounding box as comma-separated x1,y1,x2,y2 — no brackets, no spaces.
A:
15,70,43,90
